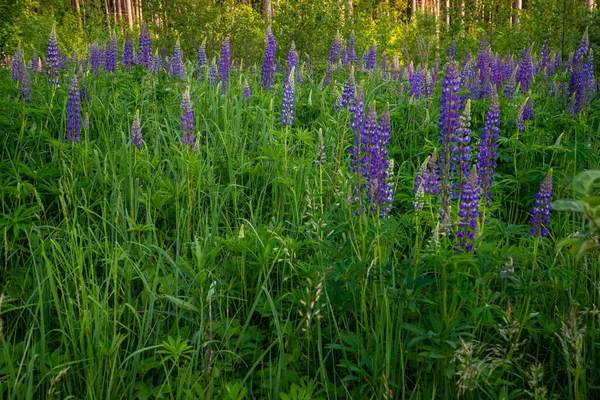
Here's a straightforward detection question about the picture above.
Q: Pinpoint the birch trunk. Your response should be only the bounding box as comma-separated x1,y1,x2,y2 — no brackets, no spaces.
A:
512,0,521,26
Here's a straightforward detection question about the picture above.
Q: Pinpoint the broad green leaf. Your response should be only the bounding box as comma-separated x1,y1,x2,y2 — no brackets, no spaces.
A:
551,199,586,213
573,170,600,194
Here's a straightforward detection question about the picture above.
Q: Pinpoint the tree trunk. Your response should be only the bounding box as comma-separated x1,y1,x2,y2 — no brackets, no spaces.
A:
264,0,272,25
126,0,134,29
587,0,596,11
445,0,450,25
512,0,521,26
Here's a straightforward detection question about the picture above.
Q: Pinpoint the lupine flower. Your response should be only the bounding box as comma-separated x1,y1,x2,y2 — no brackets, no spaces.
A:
89,42,102,73
582,48,595,110
476,37,489,91
409,67,426,100
46,27,61,84
530,170,552,238
381,52,387,70
180,87,195,146
503,69,517,99
286,41,298,81
243,79,251,100
516,46,533,92
516,97,533,132
334,94,343,112
208,58,218,86
138,23,152,69
105,32,118,72
261,26,277,90
420,151,440,195
30,52,42,73
171,38,184,79
83,112,89,131
451,100,472,197
341,67,356,107
367,42,377,70
328,33,341,65
281,67,295,126
131,109,142,147
11,48,23,82
122,33,135,67
19,70,31,103
538,40,549,72
305,54,313,78
149,51,160,74
438,62,462,229
66,75,81,142
314,128,326,165
456,167,480,252
477,92,500,204
219,37,230,90
341,46,348,65
276,57,282,73
349,87,366,175
448,40,456,61
197,39,207,79
348,31,358,63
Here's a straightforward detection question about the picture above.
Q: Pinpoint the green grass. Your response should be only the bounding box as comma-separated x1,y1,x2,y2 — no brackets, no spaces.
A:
1,54,600,399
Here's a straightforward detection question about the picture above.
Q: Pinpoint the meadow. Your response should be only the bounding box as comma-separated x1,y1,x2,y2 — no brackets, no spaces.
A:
1,23,600,399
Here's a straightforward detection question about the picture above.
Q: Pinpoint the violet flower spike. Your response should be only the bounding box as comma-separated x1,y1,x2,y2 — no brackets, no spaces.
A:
477,92,500,205
131,110,143,147
243,79,251,101
180,87,195,146
530,170,553,238
122,33,135,68
46,26,61,84
281,67,295,126
66,75,81,142
219,37,231,90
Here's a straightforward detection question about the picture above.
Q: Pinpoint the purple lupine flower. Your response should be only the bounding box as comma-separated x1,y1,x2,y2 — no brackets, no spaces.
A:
476,37,489,91
261,26,277,90
477,92,500,204
348,31,358,63
409,67,426,100
438,62,462,227
314,129,326,165
334,94,343,112
281,67,295,126
11,48,23,82
243,79,251,101
286,41,298,81
171,38,184,79
366,42,377,70
456,167,480,252
197,39,207,79
66,75,81,142
582,48,595,110
276,57,282,73
46,27,61,84
180,87,195,146
523,97,534,121
341,67,356,107
341,46,348,65
451,100,472,197
89,42,102,74
538,40,549,72
381,52,387,71
131,109,142,147
83,112,89,131
530,170,552,238
448,40,456,61
104,32,118,72
208,58,218,86
149,51,160,74
328,33,341,65
349,87,366,174
219,37,230,90
414,152,441,210
30,52,42,73
19,70,31,103
122,33,135,68
138,23,152,69
305,54,313,78
503,69,517,99
516,46,533,92
159,48,168,71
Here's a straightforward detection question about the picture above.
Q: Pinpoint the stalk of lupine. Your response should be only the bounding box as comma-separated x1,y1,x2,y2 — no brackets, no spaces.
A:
314,128,326,165
582,48,595,109
171,38,184,79
46,27,61,84
208,58,218,86
530,170,552,238
438,61,462,228
381,52,387,71
305,54,313,78
456,166,480,252
219,37,230,90
286,41,298,81
138,23,152,69
538,40,549,72
243,79,251,101
105,32,118,72
348,87,366,177
281,67,295,126
516,46,533,92
477,92,500,204
30,53,42,73
11,48,23,82
366,42,377,70
503,69,517,99
66,75,81,142
341,67,356,107
83,112,89,131
197,39,207,79
476,37,488,88
409,67,425,100
448,40,456,61
131,109,142,147
19,70,31,103
341,46,348,65
180,87,195,146
451,100,472,198
122,33,135,67
334,94,343,112
89,42,102,74
328,33,341,65
348,31,358,63
261,26,277,90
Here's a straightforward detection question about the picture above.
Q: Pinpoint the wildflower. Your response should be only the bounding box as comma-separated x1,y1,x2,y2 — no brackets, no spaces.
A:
105,32,118,72
170,38,184,79
456,167,480,252
305,54,313,78
261,26,277,90
366,42,377,70
131,109,142,147
341,67,356,107
314,128,326,165
83,112,89,131
348,31,358,63
477,92,500,204
30,53,42,73
208,58,218,86
122,33,135,67
219,37,230,90
138,23,152,69
19,70,31,103
328,33,341,66
46,27,61,84
66,75,81,142
243,79,251,100
197,39,207,78
530,171,552,238
448,40,456,61
180,87,195,146
516,46,533,92
89,42,102,74
11,47,23,82
281,67,295,126
286,41,298,81
451,100,472,197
